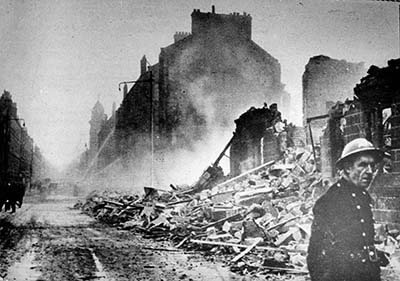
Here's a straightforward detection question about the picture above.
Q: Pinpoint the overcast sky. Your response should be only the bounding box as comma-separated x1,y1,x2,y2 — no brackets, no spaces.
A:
0,0,398,169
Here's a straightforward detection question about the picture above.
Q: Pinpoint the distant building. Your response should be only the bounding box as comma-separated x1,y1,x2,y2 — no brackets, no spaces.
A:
88,101,107,162
96,102,117,171
0,90,46,185
303,55,365,144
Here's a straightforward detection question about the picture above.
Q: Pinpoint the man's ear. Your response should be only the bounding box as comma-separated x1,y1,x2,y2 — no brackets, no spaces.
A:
342,162,352,175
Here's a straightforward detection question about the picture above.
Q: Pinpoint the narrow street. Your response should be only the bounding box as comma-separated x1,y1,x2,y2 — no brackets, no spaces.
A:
0,189,264,281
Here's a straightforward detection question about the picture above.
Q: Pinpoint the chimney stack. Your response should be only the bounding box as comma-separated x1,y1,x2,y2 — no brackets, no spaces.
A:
212,5,215,14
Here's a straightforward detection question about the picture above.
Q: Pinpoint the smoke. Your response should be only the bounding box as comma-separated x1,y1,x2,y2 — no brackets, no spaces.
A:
171,38,287,129
153,128,233,186
75,36,289,194
77,128,232,195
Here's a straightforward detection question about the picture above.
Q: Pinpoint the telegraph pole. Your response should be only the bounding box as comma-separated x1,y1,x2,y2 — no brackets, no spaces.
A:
17,119,26,175
118,59,155,187
149,69,154,187
30,143,34,189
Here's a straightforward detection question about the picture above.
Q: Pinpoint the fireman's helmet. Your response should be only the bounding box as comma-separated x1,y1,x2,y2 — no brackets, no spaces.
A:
336,138,386,168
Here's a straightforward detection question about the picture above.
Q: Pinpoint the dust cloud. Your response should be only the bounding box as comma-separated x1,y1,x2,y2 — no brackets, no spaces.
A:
75,42,286,194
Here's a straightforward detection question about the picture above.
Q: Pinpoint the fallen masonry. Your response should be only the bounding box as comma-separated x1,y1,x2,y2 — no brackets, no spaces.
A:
76,144,399,278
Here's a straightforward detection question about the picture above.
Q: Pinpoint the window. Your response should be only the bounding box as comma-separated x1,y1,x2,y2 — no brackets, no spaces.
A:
382,108,392,148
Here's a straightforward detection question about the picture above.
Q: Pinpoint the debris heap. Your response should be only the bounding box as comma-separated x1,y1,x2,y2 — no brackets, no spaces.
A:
78,145,325,276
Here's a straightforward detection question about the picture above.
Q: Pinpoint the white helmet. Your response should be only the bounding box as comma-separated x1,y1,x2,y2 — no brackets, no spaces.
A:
336,138,387,168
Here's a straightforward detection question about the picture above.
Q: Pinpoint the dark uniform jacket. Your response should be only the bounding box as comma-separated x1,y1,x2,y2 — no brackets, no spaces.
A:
307,178,381,281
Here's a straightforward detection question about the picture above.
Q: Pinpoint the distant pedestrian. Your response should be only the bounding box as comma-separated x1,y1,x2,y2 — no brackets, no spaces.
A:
4,182,15,213
307,138,389,281
12,176,26,208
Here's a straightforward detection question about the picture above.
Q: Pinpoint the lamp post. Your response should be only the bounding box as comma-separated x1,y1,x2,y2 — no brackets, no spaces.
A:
118,63,154,186
29,142,34,190
84,143,89,170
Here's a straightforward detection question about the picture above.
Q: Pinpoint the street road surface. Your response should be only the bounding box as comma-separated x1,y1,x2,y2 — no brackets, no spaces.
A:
0,192,262,281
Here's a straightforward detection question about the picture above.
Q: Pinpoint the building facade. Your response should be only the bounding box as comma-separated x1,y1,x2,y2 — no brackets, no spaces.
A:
0,90,46,187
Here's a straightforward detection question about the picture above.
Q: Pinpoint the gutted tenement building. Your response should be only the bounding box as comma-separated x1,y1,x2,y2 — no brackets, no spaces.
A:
108,7,288,178
303,55,365,144
321,58,400,226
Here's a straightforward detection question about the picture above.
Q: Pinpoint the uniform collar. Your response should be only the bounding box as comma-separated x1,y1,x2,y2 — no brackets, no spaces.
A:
337,177,367,195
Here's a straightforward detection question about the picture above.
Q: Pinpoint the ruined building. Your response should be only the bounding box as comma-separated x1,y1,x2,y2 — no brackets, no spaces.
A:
303,55,365,144
230,103,305,176
321,58,400,226
94,7,288,183
116,6,287,150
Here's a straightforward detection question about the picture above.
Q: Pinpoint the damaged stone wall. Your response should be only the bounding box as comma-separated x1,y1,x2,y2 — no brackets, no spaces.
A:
322,58,400,226
353,59,400,226
229,104,299,177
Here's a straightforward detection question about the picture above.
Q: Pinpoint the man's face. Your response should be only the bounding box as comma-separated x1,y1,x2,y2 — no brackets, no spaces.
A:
345,154,376,188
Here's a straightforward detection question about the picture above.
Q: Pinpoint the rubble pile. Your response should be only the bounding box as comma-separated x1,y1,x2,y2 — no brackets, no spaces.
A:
78,146,326,276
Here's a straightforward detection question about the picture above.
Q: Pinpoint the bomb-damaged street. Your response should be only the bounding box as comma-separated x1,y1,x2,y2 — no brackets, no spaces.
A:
1,187,260,281
2,1,400,281
1,184,400,281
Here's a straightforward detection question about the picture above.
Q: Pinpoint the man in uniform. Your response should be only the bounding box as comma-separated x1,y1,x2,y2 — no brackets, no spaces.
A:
307,138,388,281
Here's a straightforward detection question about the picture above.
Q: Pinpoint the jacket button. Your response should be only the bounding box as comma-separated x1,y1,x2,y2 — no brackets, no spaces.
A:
337,183,341,187
357,205,361,209
364,246,367,250
362,191,366,195
362,259,366,263
352,193,356,197
362,232,366,237
360,219,365,223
